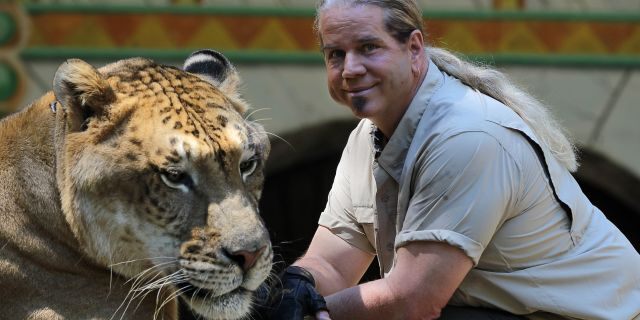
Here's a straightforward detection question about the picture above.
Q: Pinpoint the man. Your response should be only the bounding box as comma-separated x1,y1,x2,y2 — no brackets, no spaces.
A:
259,0,640,319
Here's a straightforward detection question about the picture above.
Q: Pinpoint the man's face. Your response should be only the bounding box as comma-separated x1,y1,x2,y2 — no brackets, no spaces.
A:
319,4,419,128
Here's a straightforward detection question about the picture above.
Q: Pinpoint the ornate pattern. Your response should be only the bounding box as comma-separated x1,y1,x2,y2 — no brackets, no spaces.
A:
25,12,640,56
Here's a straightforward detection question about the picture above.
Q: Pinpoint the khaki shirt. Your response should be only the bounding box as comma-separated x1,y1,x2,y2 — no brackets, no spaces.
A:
318,59,640,319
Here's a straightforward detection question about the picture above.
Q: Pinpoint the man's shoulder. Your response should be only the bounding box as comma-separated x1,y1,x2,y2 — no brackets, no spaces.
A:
416,80,529,155
340,119,375,163
429,77,520,133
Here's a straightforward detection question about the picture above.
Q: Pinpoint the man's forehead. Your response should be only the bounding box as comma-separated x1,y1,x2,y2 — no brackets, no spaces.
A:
320,4,384,28
319,6,388,46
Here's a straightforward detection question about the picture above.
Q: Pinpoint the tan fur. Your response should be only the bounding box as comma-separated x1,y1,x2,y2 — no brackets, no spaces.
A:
0,56,272,320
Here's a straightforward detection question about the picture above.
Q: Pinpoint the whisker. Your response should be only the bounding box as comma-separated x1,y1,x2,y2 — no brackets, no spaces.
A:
110,261,177,320
133,272,183,300
109,257,176,268
264,132,295,151
151,274,181,320
107,229,117,297
245,107,271,120
110,272,148,320
250,117,272,123
134,272,178,292
136,273,187,314
154,286,190,320
124,261,176,286
132,274,183,318
136,275,188,295
116,272,164,320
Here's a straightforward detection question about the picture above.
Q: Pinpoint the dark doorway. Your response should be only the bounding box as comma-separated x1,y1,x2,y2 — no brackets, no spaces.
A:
257,120,381,278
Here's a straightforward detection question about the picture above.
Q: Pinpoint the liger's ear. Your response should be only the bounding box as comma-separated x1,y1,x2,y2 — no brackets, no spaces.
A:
183,49,241,99
53,59,116,132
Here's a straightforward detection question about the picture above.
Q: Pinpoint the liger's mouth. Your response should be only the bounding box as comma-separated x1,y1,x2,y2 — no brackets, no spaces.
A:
176,282,247,300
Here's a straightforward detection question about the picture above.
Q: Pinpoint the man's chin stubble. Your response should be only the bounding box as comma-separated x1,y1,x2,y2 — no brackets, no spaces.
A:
351,96,367,112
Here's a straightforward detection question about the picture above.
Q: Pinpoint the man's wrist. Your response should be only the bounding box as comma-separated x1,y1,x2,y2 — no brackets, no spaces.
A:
284,265,316,287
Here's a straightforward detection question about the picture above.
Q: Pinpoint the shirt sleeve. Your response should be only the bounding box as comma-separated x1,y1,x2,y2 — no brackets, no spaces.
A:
318,132,376,255
395,131,521,265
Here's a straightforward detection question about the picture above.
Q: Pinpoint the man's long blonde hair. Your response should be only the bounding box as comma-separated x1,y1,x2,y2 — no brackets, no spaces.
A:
315,0,578,172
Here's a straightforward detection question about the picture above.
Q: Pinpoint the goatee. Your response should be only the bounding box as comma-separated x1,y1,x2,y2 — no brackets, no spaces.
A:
352,97,367,112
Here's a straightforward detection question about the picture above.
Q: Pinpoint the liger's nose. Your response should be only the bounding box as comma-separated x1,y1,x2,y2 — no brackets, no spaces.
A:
226,246,266,272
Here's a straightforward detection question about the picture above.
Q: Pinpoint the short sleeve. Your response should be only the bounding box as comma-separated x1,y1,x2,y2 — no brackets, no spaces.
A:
395,131,520,265
318,132,376,255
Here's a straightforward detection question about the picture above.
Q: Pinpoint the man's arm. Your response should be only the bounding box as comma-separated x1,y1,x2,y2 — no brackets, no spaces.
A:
294,226,375,296
297,226,473,320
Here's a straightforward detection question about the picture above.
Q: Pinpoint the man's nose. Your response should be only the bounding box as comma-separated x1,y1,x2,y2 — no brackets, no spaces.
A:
342,52,366,78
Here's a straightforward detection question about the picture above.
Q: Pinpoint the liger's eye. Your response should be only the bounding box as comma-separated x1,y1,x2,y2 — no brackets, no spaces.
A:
239,158,259,181
160,168,193,191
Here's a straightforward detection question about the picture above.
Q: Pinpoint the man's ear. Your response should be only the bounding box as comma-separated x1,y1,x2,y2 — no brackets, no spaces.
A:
408,30,425,60
183,49,241,99
53,59,116,132
407,30,426,74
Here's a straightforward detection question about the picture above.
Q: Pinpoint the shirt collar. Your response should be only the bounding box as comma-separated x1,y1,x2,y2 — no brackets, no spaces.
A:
375,58,444,182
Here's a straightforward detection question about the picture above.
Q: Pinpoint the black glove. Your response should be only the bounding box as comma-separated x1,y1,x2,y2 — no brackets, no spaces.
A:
253,266,328,320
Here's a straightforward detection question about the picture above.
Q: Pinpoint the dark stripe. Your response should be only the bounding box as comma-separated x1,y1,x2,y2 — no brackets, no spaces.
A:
185,60,225,82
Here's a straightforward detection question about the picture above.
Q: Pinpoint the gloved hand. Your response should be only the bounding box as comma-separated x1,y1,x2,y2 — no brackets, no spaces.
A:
253,265,329,320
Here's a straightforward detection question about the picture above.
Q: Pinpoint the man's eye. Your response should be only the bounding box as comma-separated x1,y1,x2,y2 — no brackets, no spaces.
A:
160,169,193,191
362,44,377,53
327,50,345,60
